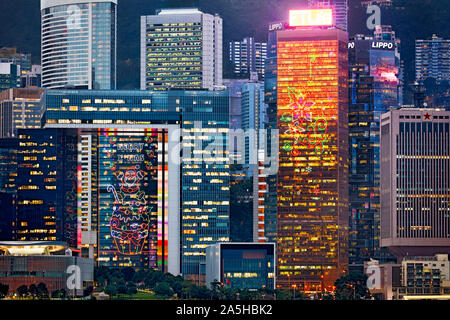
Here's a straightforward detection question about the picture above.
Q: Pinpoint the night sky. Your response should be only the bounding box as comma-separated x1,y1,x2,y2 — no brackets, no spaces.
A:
0,0,448,101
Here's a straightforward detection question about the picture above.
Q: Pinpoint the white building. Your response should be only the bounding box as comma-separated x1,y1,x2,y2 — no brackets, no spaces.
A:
41,0,117,90
141,8,223,91
380,108,450,257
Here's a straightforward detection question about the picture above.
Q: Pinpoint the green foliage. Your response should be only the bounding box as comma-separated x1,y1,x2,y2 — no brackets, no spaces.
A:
154,282,174,298
105,284,118,297
334,273,371,300
37,283,49,299
127,285,138,295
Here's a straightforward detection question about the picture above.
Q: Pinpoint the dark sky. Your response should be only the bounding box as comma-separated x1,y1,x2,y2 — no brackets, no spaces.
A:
0,0,448,100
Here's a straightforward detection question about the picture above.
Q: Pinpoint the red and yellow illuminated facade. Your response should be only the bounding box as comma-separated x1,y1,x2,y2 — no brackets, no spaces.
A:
275,28,349,292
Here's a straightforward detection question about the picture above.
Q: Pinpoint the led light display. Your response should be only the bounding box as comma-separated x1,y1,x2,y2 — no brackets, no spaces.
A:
289,9,333,27
98,129,167,269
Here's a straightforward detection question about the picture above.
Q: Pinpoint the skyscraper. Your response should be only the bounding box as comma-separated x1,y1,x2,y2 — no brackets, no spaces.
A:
43,90,181,272
348,34,400,269
41,89,230,276
416,35,450,83
16,128,78,244
380,109,450,257
41,0,117,89
267,9,349,291
229,37,267,80
141,8,223,91
308,0,348,31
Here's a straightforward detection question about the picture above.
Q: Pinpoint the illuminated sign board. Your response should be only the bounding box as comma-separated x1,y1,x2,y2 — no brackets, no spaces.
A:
289,9,333,27
269,22,285,31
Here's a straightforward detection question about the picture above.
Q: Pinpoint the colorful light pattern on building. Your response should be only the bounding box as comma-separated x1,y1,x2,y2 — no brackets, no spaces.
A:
276,30,349,292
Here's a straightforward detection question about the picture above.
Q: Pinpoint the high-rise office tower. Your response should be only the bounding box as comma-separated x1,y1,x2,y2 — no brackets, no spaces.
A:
374,25,404,105
348,34,400,270
0,138,18,241
266,9,349,291
0,88,46,138
41,0,117,89
43,90,181,272
380,109,450,257
42,89,230,276
416,35,450,83
16,128,78,244
180,91,230,284
141,8,223,91
308,0,348,31
229,38,267,80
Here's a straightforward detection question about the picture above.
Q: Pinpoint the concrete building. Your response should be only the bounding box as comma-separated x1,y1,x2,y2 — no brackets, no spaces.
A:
141,8,223,91
41,0,117,89
380,109,450,257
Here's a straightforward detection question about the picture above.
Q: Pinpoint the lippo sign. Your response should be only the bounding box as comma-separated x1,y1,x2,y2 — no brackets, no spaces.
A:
372,41,394,49
289,9,333,27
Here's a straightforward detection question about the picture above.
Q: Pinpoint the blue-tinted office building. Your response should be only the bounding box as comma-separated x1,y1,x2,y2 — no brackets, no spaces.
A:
348,35,399,269
42,89,230,277
16,128,78,246
206,243,275,290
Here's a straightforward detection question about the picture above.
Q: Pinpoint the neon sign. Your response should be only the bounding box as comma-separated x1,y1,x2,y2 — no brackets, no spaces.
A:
281,88,328,156
289,9,333,27
104,133,158,258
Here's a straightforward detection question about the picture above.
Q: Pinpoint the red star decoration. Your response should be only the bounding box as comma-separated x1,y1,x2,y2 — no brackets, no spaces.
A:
424,113,431,120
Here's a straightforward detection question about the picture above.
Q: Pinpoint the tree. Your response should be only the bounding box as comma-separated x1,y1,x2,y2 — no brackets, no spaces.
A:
17,285,28,298
334,273,371,300
127,285,137,296
121,267,135,282
105,284,117,297
37,283,49,299
29,284,38,300
117,283,128,295
0,284,9,299
154,282,174,298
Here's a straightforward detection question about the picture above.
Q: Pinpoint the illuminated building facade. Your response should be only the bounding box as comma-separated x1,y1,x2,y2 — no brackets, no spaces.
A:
180,90,230,284
16,128,78,245
206,243,275,290
0,241,94,297
380,109,450,258
41,0,117,89
273,12,349,291
229,37,267,80
348,35,399,269
43,90,181,272
416,35,450,83
42,89,230,275
0,88,46,138
141,8,223,91
0,138,18,240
